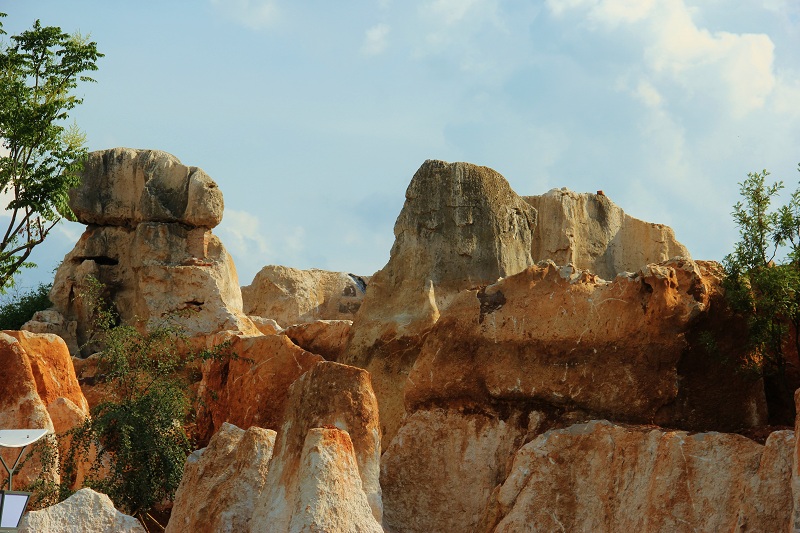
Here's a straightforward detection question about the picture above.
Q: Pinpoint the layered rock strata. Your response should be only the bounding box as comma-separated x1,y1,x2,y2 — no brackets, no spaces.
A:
46,148,257,355
525,188,690,280
342,160,537,443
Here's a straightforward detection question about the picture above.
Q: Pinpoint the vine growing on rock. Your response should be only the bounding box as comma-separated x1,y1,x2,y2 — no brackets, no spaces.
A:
723,166,800,424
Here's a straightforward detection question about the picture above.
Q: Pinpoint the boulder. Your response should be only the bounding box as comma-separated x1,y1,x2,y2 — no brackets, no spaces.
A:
405,258,767,429
248,316,282,336
342,160,537,444
166,423,277,533
46,148,258,356
525,188,690,280
69,148,223,228
381,408,527,533
21,309,79,356
481,420,793,532
242,265,368,326
196,333,323,443
282,319,352,361
18,488,144,533
250,361,382,530
0,332,90,489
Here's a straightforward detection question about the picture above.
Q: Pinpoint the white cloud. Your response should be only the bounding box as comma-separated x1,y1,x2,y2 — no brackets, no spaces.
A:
218,209,270,256
549,0,778,117
361,24,390,57
210,0,279,30
424,0,484,25
633,78,663,107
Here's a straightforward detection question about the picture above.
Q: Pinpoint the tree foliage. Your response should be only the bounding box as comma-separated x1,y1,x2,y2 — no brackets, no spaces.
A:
0,281,51,329
0,13,102,289
723,167,800,423
27,278,234,528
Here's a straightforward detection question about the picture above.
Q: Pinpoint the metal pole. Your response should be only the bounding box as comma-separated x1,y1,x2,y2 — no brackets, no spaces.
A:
0,445,28,490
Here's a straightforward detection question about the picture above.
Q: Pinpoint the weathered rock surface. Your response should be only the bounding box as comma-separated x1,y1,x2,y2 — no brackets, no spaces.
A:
251,361,382,530
342,160,537,444
282,319,352,361
19,488,144,533
525,188,691,280
405,258,766,430
284,427,384,533
196,333,323,442
69,148,223,228
481,420,793,532
242,265,369,326
46,148,257,355
22,309,80,356
167,423,277,533
381,408,527,533
0,331,89,489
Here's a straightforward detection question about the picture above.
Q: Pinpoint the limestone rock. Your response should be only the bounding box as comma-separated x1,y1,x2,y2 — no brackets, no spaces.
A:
282,319,352,361
250,361,382,530
248,316,282,336
166,423,277,533
49,158,258,355
482,420,792,532
242,265,368,326
196,333,323,442
19,488,144,533
69,148,223,228
286,428,383,533
525,188,690,280
381,408,527,533
406,258,766,429
342,160,536,444
0,331,89,489
21,309,79,356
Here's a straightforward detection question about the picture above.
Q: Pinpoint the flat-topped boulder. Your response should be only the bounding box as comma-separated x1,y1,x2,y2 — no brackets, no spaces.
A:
69,148,223,228
242,265,368,326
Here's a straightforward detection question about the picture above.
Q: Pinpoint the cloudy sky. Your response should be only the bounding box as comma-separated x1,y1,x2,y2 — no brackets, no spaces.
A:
2,1,800,290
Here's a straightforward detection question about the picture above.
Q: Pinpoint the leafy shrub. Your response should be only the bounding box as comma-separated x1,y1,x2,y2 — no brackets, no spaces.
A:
0,283,52,330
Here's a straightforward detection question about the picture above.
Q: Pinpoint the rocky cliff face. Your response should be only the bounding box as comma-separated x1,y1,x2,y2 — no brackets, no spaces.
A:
525,188,691,280
43,148,257,355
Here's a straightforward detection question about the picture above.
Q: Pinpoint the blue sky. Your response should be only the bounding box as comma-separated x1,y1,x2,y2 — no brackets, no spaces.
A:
2,0,800,289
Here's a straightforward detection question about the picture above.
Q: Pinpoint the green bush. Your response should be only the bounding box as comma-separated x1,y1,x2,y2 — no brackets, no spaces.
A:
0,283,52,330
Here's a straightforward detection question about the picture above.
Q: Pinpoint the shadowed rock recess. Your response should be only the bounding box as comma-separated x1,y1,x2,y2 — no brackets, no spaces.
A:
10,153,800,532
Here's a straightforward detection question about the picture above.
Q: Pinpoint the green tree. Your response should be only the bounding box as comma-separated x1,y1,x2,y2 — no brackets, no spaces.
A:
723,167,800,424
0,281,51,329
0,13,102,290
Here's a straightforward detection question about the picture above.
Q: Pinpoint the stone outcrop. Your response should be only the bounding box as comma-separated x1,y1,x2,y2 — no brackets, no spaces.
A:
480,420,793,532
342,160,537,444
282,319,352,361
19,488,144,533
381,408,528,533
196,333,323,442
167,423,277,533
250,361,382,530
405,258,766,429
0,331,90,489
46,148,257,356
525,188,690,280
242,265,369,326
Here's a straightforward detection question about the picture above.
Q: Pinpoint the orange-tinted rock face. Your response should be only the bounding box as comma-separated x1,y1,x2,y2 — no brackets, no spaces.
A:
282,319,352,362
250,361,382,530
196,333,324,443
405,258,766,429
0,331,90,489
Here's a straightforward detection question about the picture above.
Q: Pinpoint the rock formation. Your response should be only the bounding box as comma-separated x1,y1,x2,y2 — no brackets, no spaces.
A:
18,488,144,533
342,160,537,443
242,265,369,326
525,188,691,280
250,361,382,529
44,148,257,355
282,319,352,361
196,332,323,442
167,423,276,533
0,331,89,489
480,420,793,532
